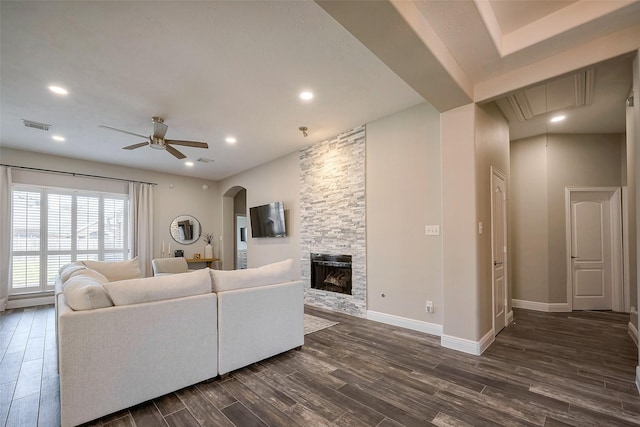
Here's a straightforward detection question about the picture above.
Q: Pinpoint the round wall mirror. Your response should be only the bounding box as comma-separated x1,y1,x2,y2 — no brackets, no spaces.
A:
170,215,201,245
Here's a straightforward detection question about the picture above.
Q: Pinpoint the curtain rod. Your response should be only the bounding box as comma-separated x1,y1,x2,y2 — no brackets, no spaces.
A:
0,164,158,186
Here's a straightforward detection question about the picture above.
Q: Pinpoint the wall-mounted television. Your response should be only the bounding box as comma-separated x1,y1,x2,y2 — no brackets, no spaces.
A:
249,201,287,238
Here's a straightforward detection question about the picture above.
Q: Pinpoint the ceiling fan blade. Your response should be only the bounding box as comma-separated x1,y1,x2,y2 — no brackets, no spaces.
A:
122,141,149,150
165,139,209,149
166,144,186,159
99,125,148,139
153,121,168,139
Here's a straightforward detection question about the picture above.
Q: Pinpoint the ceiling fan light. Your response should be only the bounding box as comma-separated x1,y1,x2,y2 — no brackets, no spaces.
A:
225,137,236,144
299,91,314,101
185,161,194,167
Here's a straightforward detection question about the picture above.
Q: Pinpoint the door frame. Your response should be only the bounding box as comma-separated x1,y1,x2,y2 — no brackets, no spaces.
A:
564,187,624,312
491,166,508,335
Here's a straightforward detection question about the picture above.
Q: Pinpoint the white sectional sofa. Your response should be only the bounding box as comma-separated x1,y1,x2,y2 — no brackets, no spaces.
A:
211,262,304,375
55,258,302,427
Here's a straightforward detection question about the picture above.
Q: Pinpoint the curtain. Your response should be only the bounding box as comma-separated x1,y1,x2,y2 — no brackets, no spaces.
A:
0,167,12,311
129,182,154,277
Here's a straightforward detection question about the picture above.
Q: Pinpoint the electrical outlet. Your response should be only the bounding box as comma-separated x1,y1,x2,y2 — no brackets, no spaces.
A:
426,300,434,314
425,225,440,236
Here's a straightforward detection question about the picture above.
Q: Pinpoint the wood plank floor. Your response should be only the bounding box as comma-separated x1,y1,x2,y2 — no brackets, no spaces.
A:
1,305,638,426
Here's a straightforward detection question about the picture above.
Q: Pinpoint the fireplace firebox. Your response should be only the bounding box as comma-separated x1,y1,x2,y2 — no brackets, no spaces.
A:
310,253,352,295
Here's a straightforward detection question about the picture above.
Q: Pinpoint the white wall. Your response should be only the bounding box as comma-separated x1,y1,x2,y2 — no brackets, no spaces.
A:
219,152,301,276
0,147,220,271
366,102,443,324
510,136,549,303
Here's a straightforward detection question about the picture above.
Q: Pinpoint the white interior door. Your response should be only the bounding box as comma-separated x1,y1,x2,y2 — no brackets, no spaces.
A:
570,192,613,310
491,168,507,335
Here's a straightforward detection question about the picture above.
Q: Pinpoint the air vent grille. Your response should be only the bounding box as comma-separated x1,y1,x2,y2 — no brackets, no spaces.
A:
22,119,51,131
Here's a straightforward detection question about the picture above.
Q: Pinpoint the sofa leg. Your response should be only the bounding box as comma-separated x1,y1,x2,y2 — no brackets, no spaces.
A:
218,373,230,381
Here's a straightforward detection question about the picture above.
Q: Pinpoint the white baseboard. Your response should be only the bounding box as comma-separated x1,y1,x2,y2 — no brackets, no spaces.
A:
441,329,494,356
512,299,570,312
366,310,499,356
366,310,442,336
629,321,639,347
507,310,514,324
7,295,54,310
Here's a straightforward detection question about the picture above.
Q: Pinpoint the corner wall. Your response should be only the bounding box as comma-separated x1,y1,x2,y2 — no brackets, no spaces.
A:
441,102,510,353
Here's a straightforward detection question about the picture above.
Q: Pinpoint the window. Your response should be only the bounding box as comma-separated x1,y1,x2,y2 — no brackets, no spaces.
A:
11,186,128,294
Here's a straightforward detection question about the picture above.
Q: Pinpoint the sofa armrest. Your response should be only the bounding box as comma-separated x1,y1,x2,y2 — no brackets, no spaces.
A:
217,280,303,375
58,292,217,426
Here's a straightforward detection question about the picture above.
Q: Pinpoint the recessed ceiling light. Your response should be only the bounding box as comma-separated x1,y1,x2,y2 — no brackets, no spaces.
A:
550,115,566,123
52,135,65,142
185,161,194,167
299,91,314,101
225,137,236,144
48,85,68,95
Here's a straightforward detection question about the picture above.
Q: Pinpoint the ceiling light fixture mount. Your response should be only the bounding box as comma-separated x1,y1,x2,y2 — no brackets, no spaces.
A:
299,91,314,101
48,85,68,95
299,126,308,137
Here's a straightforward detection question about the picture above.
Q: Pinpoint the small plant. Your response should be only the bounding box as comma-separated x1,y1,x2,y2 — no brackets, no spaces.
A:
202,233,213,244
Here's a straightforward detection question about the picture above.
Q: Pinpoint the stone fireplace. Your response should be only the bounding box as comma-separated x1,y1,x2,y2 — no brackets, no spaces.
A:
310,253,352,295
300,125,366,317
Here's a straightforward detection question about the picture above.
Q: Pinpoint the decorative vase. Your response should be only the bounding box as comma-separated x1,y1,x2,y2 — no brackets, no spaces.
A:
204,244,213,259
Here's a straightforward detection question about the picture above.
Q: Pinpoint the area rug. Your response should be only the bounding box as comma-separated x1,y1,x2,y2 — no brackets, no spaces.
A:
304,313,338,335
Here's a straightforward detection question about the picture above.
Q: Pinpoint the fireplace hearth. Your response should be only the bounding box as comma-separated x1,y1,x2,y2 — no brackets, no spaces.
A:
310,253,352,295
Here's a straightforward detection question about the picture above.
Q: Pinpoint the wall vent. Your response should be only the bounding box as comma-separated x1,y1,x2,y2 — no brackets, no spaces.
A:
22,119,51,131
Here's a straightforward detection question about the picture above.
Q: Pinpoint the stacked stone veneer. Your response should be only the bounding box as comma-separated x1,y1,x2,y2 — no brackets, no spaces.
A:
300,125,366,317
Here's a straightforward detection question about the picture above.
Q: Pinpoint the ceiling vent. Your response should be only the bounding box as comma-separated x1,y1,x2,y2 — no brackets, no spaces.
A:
197,157,214,164
497,69,595,122
22,119,51,131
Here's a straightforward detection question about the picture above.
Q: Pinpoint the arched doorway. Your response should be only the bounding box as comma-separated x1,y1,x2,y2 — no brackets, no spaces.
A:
222,186,247,270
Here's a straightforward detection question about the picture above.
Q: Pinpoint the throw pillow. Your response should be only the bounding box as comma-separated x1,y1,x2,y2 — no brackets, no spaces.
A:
58,262,87,283
104,268,211,306
82,257,142,282
210,258,294,292
62,271,113,311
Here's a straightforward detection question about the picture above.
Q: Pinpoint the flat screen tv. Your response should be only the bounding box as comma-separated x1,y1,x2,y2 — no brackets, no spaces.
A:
249,201,286,238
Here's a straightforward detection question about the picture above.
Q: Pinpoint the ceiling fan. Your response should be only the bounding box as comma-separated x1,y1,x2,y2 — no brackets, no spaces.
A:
100,117,209,159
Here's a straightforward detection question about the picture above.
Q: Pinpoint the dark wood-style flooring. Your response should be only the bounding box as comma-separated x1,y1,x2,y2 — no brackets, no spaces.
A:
1,305,638,426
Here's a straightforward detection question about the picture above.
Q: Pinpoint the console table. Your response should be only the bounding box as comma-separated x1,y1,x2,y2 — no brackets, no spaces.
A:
186,258,220,268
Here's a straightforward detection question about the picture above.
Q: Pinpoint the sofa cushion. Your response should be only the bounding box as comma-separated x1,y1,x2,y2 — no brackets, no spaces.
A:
104,268,211,306
62,270,113,311
82,257,142,282
210,258,294,292
59,262,87,283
